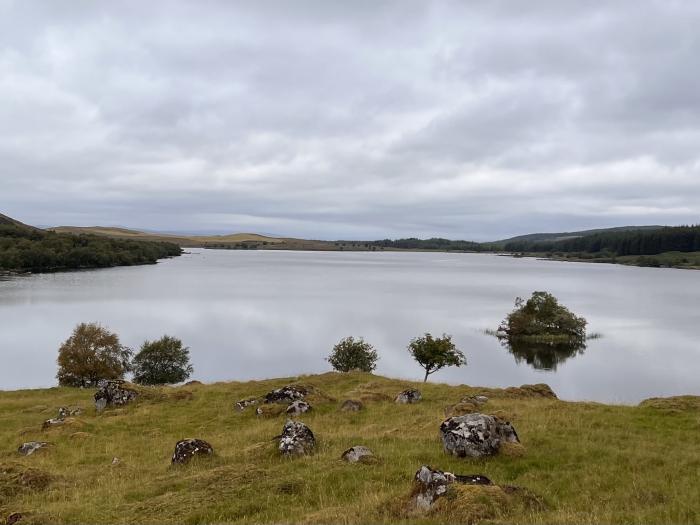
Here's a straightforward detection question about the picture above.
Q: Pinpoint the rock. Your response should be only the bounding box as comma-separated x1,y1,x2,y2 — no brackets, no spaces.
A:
264,385,308,404
41,418,64,430
340,399,364,412
413,465,492,510
277,420,315,456
94,380,138,411
6,513,22,525
286,400,312,415
18,441,48,456
440,413,519,458
111,457,121,466
395,389,422,404
341,445,374,463
57,406,82,419
461,395,488,405
171,438,214,464
235,397,259,411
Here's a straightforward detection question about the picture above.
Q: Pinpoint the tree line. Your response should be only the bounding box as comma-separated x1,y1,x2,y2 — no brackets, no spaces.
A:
368,238,485,251
503,225,700,256
0,224,182,272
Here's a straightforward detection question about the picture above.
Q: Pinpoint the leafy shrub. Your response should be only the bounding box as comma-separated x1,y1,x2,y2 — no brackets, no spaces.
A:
407,333,466,382
57,323,132,387
498,291,587,344
131,336,193,385
327,336,378,373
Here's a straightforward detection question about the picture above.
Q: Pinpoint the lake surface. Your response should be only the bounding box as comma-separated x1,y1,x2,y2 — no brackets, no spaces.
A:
1,249,698,403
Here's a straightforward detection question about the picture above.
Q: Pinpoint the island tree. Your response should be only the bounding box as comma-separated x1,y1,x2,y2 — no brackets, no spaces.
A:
131,335,193,385
56,323,132,387
407,333,466,382
327,336,378,373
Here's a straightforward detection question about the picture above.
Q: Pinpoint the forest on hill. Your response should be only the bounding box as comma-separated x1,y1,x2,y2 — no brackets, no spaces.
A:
0,221,181,273
502,225,700,256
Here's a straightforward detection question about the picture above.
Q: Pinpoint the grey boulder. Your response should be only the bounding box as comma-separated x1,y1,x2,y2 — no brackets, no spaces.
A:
413,465,492,510
278,420,315,456
18,441,48,456
395,389,422,404
171,438,214,464
94,380,137,411
286,400,312,415
340,399,364,412
440,413,519,457
341,445,374,463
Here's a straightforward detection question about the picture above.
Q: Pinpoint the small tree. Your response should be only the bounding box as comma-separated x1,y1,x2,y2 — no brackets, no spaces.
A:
57,323,132,387
327,336,378,373
131,335,193,385
407,333,466,382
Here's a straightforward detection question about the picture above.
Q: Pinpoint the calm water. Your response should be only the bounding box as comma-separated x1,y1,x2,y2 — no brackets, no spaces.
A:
1,249,698,403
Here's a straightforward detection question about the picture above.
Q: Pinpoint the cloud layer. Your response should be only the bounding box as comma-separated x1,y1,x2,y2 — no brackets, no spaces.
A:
2,0,699,240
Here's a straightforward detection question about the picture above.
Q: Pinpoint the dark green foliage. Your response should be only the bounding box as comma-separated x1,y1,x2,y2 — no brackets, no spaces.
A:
407,333,466,382
131,336,193,385
57,323,132,387
504,224,700,256
0,223,181,273
367,238,484,251
327,336,378,373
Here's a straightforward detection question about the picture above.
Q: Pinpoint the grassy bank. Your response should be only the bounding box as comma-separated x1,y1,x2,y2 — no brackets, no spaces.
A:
1,372,698,524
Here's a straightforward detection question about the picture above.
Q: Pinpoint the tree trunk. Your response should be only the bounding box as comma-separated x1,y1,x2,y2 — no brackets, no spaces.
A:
423,369,429,382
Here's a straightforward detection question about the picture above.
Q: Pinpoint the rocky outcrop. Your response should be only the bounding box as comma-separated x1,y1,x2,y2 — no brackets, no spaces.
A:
41,418,64,430
277,420,315,456
413,465,491,510
440,414,519,458
171,438,214,464
341,445,374,463
94,380,138,411
235,397,259,411
264,385,308,404
286,400,312,415
18,441,48,456
340,399,364,412
57,406,82,419
395,389,422,404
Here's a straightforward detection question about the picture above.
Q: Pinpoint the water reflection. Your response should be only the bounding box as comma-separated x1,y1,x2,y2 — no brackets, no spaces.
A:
498,338,587,371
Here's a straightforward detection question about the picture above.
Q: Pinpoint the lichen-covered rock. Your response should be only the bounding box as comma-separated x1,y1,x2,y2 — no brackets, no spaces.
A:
340,399,364,412
286,400,312,415
440,413,519,458
57,406,82,419
171,438,214,464
18,441,48,456
264,385,308,404
277,420,315,456
235,397,259,411
395,389,422,404
94,380,137,411
461,394,488,405
413,465,492,510
341,445,374,463
41,418,64,430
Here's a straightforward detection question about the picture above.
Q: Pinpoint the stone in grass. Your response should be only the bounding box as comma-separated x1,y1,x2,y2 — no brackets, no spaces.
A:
264,385,308,404
286,400,312,415
41,418,65,430
340,399,364,412
256,404,287,418
440,413,519,458
413,465,492,510
395,389,422,404
277,420,315,456
6,513,23,525
94,380,138,411
235,397,259,411
57,406,82,419
18,441,48,456
171,438,214,464
341,445,375,463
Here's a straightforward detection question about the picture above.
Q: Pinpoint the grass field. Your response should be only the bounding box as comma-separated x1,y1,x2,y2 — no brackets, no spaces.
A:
2,372,698,524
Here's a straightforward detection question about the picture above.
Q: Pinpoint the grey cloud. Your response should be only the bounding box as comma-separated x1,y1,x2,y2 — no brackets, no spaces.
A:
1,0,700,241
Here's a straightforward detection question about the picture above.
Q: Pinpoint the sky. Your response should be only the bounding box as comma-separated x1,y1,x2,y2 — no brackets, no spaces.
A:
1,1,699,241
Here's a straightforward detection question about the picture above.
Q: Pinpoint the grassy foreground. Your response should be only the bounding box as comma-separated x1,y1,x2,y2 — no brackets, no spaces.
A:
1,372,698,524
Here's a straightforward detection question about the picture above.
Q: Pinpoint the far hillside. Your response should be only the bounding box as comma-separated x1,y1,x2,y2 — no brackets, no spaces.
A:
0,214,181,273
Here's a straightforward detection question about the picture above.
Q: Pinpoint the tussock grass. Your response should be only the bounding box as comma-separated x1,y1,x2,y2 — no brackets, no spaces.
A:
0,372,698,524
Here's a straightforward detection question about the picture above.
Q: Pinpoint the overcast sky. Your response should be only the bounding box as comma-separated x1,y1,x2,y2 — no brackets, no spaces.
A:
1,1,699,240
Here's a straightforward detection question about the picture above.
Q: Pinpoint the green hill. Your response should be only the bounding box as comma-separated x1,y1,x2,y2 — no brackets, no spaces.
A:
1,372,697,524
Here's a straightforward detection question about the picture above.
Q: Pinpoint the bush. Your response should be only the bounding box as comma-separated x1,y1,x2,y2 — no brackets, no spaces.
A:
498,291,587,345
327,336,378,373
407,333,466,382
57,323,132,387
131,336,193,385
